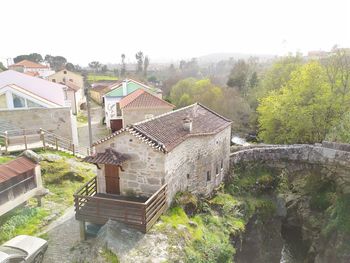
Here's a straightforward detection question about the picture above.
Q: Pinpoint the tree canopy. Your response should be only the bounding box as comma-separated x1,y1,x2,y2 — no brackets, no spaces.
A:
257,61,348,144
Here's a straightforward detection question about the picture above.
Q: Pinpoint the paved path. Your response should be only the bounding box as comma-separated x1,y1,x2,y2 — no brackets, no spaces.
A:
42,207,81,263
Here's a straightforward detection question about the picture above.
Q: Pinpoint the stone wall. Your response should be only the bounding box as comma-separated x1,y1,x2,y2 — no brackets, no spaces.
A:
94,126,231,204
0,107,77,143
230,144,350,193
322,141,350,152
164,127,231,202
122,107,172,127
95,132,165,197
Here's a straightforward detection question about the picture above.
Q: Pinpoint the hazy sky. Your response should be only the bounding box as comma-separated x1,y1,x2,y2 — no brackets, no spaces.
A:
1,0,349,66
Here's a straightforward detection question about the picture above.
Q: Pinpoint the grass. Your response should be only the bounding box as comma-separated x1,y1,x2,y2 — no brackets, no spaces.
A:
87,74,118,84
0,156,15,164
100,247,120,263
77,113,88,124
0,205,50,243
0,152,96,242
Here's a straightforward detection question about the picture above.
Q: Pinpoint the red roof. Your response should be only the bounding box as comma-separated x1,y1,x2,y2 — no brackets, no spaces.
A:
60,80,81,92
9,60,49,69
24,71,40,77
0,157,37,183
119,89,174,109
94,103,232,152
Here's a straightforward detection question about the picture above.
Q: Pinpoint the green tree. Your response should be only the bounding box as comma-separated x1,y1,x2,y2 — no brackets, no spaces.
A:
135,51,144,73
144,56,150,77
227,59,249,94
0,62,6,71
65,63,75,71
121,54,126,76
14,53,43,63
88,61,101,72
45,55,67,71
257,61,344,144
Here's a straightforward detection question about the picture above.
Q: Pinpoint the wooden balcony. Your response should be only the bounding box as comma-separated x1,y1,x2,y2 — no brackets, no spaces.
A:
74,176,167,233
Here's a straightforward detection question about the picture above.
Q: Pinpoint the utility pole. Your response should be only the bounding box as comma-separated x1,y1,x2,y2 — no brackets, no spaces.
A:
83,73,93,147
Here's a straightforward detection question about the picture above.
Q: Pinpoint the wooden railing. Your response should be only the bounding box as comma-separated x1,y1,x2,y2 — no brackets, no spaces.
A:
0,128,90,157
74,177,168,233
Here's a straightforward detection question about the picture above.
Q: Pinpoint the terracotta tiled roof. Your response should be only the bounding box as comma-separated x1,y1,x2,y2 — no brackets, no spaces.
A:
83,148,130,165
0,157,37,183
9,60,48,69
119,89,175,109
24,71,39,77
91,84,110,94
60,80,81,92
93,103,232,153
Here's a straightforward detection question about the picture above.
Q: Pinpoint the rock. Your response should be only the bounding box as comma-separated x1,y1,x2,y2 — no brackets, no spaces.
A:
20,150,43,163
41,153,63,162
188,220,198,228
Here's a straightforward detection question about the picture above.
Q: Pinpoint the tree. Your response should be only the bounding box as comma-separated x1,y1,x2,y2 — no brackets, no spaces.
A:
135,51,144,74
45,55,67,71
0,62,6,71
249,72,259,89
14,53,43,63
144,56,150,77
227,60,249,93
88,61,101,72
121,54,126,77
65,63,75,71
257,61,345,144
101,65,108,73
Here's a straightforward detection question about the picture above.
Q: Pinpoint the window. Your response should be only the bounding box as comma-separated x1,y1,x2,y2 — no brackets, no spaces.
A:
216,165,219,175
27,99,43,108
52,79,56,83
187,174,190,179
12,94,26,108
221,159,224,170
64,70,67,74
206,171,211,181
64,89,68,100
0,93,7,108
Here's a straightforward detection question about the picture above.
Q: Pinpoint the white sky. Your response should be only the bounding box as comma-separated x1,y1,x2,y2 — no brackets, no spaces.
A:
1,0,349,66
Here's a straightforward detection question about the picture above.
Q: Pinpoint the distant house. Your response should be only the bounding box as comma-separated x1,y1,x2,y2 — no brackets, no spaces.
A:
0,153,44,216
90,81,117,105
75,103,231,233
8,60,55,79
103,79,162,128
110,89,174,132
48,70,85,114
0,70,78,144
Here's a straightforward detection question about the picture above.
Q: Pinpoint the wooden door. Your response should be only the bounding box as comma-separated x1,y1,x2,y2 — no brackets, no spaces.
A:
105,164,120,194
110,119,123,133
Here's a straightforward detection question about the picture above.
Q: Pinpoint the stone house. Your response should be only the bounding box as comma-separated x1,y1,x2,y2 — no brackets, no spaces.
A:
85,103,232,203
0,70,78,144
8,60,55,79
103,79,162,128
48,69,85,114
110,89,174,132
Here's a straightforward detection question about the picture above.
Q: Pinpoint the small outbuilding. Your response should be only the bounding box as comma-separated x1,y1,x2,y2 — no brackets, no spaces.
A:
0,151,44,216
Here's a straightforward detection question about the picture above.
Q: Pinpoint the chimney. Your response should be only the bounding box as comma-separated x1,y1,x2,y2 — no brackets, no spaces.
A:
122,79,128,96
183,116,192,132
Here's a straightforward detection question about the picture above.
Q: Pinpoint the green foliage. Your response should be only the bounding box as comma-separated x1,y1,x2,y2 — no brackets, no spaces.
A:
169,78,252,132
0,156,15,164
77,113,88,123
100,247,120,263
0,207,49,243
87,74,118,84
14,53,43,63
258,61,345,144
326,112,350,143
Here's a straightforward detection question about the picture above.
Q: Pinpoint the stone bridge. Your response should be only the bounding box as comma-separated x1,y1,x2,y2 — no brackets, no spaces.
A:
229,141,350,192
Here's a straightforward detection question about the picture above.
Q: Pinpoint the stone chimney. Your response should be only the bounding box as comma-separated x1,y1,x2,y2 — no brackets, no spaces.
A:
122,79,128,96
183,116,192,132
